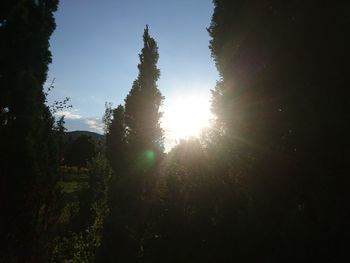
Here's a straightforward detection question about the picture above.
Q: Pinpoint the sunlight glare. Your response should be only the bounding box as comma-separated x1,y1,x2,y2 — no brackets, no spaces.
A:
162,91,212,145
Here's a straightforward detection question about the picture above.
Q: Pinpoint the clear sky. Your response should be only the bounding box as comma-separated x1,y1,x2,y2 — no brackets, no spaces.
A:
47,0,219,149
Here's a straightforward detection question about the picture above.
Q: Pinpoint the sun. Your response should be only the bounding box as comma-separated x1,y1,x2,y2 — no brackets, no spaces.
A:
162,92,212,145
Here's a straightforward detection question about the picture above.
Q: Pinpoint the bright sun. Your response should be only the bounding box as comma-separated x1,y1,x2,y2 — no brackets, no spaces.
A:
162,92,212,146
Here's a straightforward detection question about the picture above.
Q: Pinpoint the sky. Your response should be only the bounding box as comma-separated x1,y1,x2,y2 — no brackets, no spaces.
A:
47,0,219,149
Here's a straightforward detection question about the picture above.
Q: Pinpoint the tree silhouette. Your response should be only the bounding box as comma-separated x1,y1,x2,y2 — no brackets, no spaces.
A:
208,0,349,261
0,0,60,262
98,26,164,263
105,105,127,175
125,25,164,158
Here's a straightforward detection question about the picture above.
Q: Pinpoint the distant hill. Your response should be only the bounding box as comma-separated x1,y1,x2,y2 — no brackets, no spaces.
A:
65,130,104,143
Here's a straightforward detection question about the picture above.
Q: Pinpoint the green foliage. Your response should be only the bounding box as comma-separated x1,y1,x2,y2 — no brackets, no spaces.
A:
50,154,111,263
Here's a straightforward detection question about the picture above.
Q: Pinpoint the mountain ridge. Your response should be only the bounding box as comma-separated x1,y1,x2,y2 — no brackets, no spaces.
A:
65,130,104,142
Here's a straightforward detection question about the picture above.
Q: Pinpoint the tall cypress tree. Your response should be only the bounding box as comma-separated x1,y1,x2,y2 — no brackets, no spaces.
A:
208,0,349,261
125,26,164,159
98,26,164,263
0,1,59,262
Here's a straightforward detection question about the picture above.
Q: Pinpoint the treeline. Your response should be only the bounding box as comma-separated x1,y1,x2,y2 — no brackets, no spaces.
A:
1,0,349,262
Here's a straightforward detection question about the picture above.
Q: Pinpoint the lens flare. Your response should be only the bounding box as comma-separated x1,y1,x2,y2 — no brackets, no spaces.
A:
135,150,156,171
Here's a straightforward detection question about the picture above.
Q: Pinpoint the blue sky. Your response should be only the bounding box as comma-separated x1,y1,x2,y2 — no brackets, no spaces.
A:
47,0,218,148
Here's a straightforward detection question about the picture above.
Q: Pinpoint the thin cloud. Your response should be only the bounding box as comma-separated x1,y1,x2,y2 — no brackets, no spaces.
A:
85,118,103,132
54,110,82,120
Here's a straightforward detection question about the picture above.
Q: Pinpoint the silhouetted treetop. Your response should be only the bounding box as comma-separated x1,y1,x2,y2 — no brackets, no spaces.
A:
125,25,164,154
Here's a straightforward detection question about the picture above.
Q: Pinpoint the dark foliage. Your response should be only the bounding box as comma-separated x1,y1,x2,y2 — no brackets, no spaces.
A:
125,25,164,156
0,0,61,262
97,26,164,263
205,0,349,261
105,105,127,174
64,135,97,167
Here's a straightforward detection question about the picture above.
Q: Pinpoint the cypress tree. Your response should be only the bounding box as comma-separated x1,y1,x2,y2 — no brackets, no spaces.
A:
0,1,60,262
125,25,164,160
98,26,164,263
208,0,349,261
